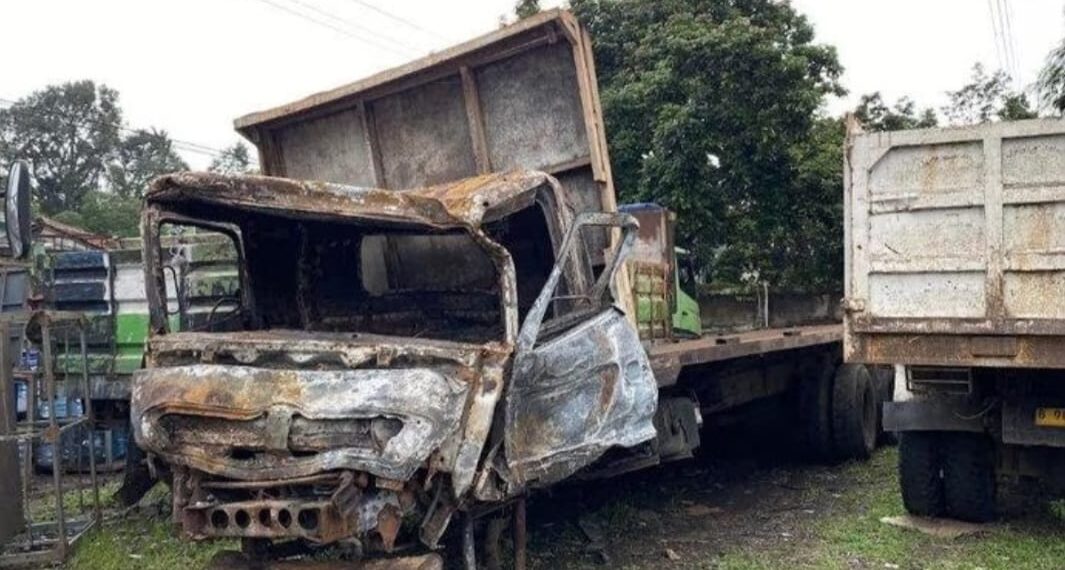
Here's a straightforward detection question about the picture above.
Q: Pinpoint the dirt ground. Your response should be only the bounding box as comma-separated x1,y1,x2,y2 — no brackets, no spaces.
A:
523,427,1065,570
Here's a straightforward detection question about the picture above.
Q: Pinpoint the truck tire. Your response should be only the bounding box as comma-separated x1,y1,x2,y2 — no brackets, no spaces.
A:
899,431,945,517
942,433,996,522
831,364,878,460
797,357,834,459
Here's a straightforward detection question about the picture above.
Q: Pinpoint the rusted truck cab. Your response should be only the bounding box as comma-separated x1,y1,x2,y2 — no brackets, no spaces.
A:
131,170,656,554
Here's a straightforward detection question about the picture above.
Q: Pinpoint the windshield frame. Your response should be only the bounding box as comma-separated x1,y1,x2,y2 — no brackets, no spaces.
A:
141,202,521,346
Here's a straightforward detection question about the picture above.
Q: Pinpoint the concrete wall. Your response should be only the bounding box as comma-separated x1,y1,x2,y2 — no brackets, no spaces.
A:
699,291,842,333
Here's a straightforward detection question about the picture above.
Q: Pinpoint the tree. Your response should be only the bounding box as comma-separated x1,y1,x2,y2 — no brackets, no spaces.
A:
208,142,255,174
53,191,142,237
853,92,937,132
571,0,844,291
515,0,540,19
0,81,121,214
107,128,188,199
1038,33,1065,113
999,93,1038,121
943,63,1035,125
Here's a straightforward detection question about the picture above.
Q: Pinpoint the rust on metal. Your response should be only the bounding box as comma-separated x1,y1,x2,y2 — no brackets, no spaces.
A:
133,170,657,560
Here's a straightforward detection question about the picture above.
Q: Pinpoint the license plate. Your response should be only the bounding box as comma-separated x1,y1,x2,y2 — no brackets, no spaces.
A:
1035,408,1065,428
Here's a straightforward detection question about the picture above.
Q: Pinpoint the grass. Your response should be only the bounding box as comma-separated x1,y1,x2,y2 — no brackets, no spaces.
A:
40,447,1065,569
64,483,237,570
66,515,236,570
26,478,120,521
716,448,1065,570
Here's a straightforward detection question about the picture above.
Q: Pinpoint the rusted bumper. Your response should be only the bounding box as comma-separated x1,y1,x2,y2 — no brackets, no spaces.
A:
132,364,468,481
179,471,408,546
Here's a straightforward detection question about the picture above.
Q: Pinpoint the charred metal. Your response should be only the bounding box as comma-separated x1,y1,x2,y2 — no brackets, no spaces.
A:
132,170,657,554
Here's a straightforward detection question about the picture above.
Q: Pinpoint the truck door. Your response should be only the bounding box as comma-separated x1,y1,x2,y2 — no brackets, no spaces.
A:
505,213,657,488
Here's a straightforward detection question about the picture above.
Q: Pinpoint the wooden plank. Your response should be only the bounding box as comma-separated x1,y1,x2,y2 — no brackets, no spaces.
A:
460,66,492,174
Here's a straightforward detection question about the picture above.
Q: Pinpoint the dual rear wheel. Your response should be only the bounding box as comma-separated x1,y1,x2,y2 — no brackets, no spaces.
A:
799,360,884,461
899,431,996,522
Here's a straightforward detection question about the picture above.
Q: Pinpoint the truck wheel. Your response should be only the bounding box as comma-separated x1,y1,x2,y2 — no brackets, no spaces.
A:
797,357,834,459
831,364,877,460
942,433,996,522
899,431,945,517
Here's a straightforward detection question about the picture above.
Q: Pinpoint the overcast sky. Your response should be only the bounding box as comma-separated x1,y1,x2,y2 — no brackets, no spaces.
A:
2,0,1063,169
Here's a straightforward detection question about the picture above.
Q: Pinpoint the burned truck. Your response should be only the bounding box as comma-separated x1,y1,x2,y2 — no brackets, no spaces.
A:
129,9,889,566
132,170,657,555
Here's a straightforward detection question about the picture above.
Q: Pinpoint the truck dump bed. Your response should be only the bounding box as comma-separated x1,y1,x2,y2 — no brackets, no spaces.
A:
235,9,615,259
844,118,1065,368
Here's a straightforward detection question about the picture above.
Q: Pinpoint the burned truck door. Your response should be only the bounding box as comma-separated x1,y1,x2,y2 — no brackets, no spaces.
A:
505,213,657,487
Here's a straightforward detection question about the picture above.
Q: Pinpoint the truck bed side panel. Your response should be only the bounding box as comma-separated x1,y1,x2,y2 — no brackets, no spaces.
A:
845,119,1065,367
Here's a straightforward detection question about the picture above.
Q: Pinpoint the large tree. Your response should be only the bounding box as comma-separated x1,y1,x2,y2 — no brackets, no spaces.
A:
571,0,844,291
107,128,188,199
0,81,121,214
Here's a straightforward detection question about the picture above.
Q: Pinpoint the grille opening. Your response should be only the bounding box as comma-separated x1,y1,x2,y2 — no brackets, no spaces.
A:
278,509,292,528
258,509,272,527
210,510,229,529
231,447,258,460
234,510,251,529
298,508,320,531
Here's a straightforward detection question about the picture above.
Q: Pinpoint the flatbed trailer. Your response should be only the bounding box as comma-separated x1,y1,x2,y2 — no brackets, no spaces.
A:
648,324,843,386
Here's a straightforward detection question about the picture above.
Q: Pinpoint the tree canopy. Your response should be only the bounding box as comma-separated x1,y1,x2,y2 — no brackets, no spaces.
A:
0,81,198,237
108,128,188,199
0,81,121,215
515,0,541,19
852,93,937,132
1039,33,1065,113
571,0,845,291
943,64,1035,125
208,142,255,175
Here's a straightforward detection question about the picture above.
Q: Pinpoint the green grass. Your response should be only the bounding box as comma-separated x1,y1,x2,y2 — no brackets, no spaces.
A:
49,447,1065,569
27,479,120,521
67,515,236,570
717,448,1065,570
58,483,235,570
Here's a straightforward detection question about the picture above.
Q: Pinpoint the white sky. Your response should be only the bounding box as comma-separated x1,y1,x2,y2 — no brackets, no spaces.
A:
2,0,1063,169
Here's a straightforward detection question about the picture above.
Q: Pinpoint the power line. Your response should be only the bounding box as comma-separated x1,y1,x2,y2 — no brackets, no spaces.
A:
342,0,449,42
251,0,411,57
283,0,416,56
987,0,1007,75
1000,0,1022,88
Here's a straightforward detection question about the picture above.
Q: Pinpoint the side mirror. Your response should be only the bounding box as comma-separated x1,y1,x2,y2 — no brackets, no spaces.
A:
4,160,32,259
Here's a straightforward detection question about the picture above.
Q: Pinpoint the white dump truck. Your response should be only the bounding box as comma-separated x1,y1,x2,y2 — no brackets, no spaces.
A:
845,117,1065,521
